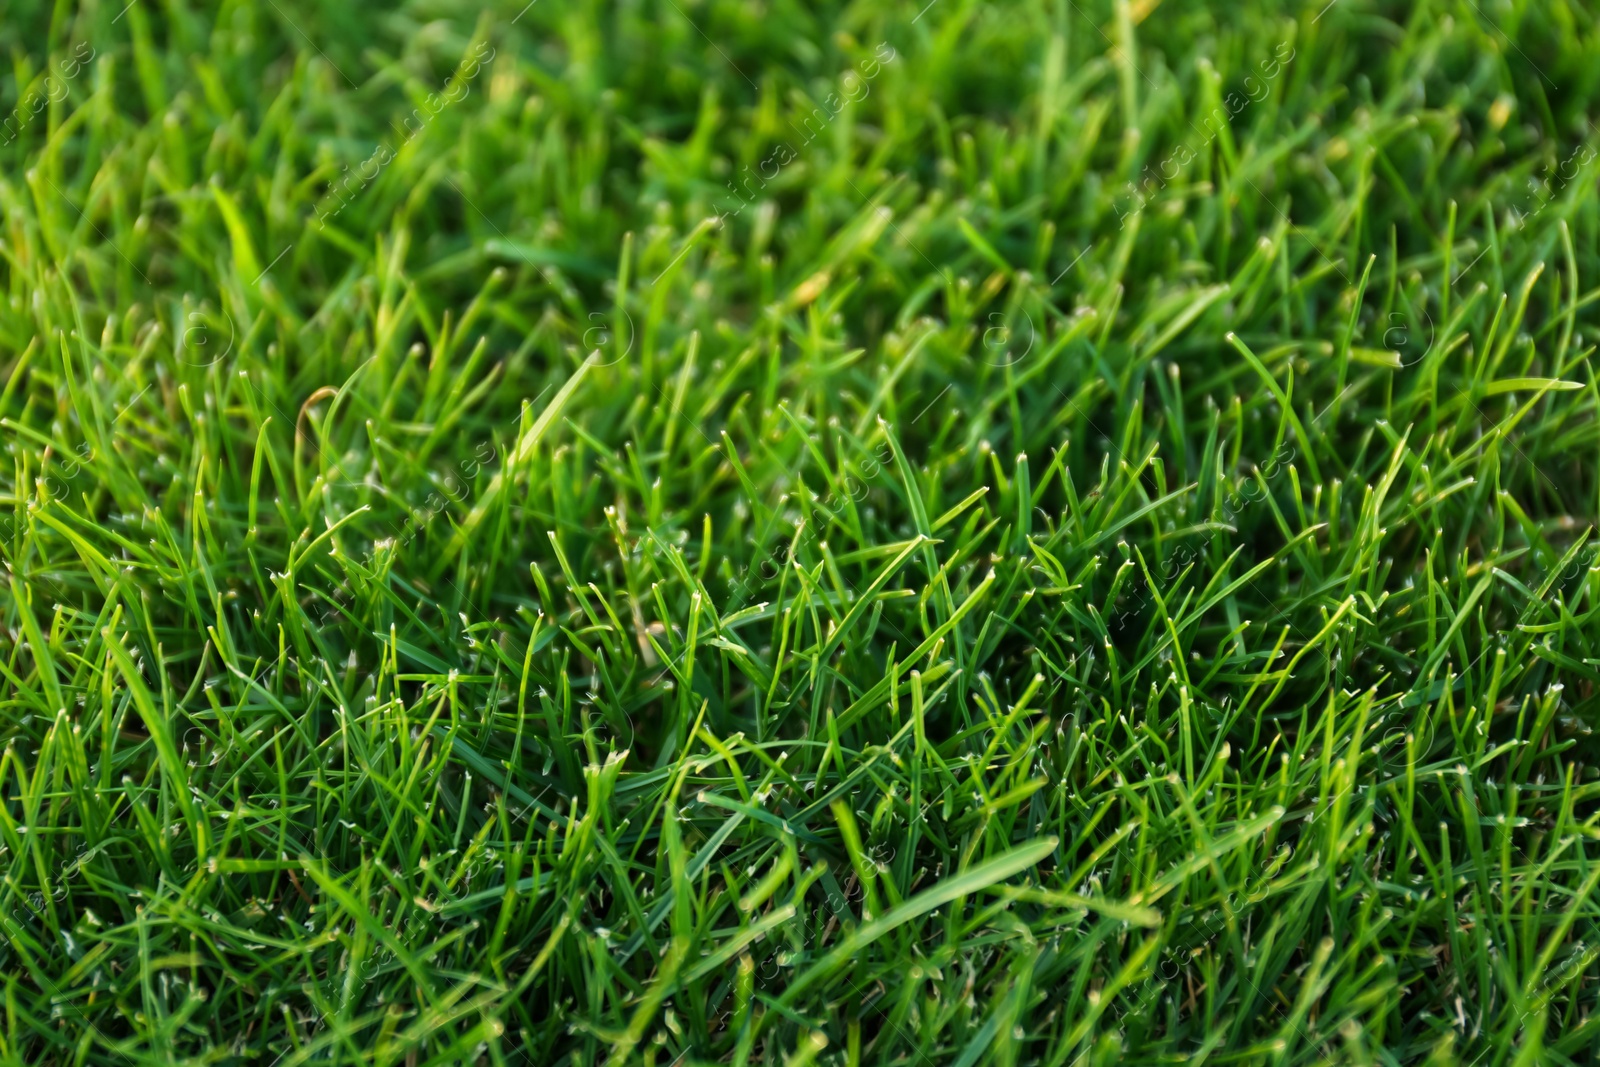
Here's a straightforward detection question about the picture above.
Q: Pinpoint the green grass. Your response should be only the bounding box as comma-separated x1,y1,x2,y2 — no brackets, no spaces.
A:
2,0,1600,1063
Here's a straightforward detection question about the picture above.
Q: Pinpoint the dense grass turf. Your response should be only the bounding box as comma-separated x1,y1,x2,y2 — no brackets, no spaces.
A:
4,0,1600,1062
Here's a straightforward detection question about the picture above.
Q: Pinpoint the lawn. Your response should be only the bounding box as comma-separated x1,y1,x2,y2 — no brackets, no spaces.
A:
2,0,1599,1063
